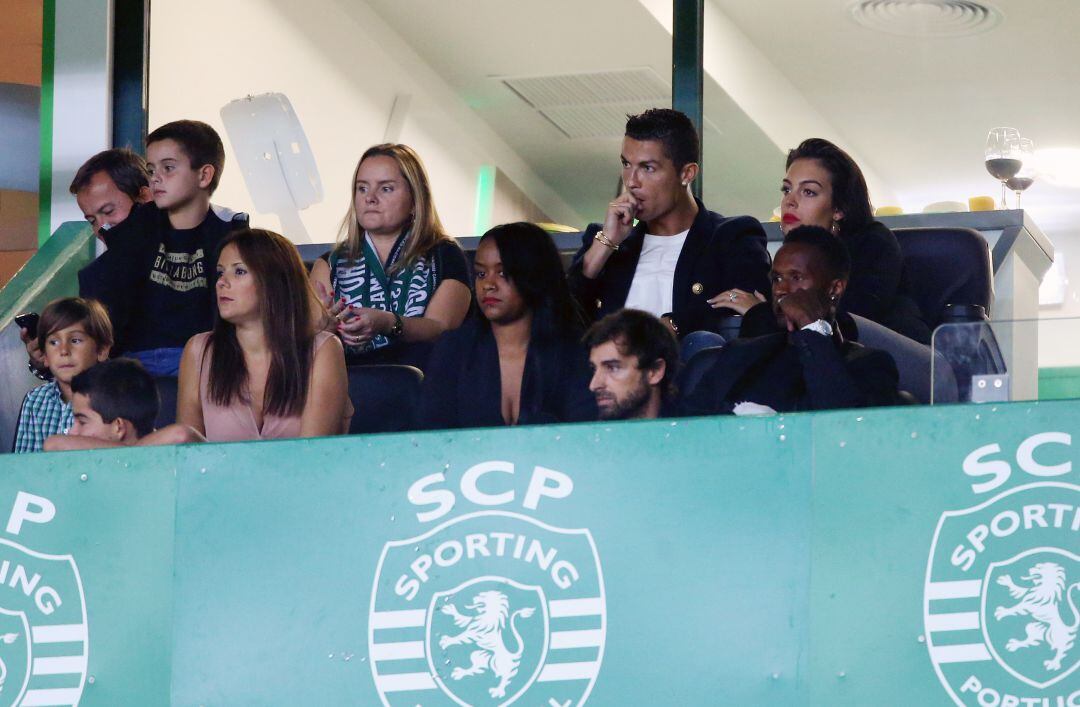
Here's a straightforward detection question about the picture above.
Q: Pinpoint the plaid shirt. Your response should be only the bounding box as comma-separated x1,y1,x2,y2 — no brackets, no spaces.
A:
13,381,73,453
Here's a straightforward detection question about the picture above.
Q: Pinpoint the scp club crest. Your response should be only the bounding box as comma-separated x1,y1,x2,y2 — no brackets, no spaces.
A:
924,482,1080,705
369,510,606,706
0,538,88,707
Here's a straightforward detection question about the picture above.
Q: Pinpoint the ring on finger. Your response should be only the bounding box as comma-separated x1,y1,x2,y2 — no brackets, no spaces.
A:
729,292,737,302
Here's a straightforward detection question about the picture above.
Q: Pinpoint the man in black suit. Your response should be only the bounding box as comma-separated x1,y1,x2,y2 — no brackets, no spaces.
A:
681,226,901,414
567,109,770,339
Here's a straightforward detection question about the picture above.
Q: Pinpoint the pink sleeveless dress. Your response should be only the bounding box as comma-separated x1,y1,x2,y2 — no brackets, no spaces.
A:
192,331,352,442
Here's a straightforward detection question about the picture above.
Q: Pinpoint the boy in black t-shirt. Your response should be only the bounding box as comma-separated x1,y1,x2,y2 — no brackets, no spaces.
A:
79,120,248,375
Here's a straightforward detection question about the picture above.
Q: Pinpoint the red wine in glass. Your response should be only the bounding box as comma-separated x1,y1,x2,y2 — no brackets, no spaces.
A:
985,128,1022,208
985,158,1022,180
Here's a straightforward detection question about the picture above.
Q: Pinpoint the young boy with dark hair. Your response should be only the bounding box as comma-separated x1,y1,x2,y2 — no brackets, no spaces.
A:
13,298,113,453
43,358,157,450
43,358,207,451
79,119,248,376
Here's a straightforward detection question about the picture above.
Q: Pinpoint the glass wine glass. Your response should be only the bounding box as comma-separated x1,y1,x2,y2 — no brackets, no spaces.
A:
985,127,1022,209
1006,138,1035,209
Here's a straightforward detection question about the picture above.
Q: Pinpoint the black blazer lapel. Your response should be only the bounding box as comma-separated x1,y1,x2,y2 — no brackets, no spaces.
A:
671,199,714,318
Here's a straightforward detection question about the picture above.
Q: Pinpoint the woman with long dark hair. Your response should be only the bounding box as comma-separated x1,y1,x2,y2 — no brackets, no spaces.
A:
177,228,351,441
310,143,471,368
714,138,930,343
416,222,597,428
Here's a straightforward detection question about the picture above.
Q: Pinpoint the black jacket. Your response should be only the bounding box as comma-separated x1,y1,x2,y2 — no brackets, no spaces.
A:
841,221,930,343
78,203,247,354
415,317,597,429
567,199,770,336
680,329,900,415
737,221,930,344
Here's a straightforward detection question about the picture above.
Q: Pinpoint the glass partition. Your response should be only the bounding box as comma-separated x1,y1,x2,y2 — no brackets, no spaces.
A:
932,317,1080,404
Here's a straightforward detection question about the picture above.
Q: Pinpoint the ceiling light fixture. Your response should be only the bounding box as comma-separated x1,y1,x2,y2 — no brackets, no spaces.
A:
848,0,1002,37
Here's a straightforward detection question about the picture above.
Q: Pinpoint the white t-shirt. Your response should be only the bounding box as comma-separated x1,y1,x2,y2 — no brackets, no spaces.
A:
623,229,690,317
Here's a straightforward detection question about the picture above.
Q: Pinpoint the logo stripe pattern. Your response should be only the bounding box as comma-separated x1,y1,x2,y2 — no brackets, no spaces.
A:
370,609,438,694
539,596,604,684
925,580,993,666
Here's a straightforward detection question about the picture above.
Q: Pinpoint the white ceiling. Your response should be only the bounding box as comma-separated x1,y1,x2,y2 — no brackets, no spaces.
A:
361,0,1080,228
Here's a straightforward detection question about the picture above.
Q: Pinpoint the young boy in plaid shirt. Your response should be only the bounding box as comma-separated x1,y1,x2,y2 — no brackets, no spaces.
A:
13,298,113,452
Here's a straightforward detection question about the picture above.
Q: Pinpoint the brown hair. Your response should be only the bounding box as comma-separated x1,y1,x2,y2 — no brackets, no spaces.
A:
206,228,316,417
335,143,452,274
37,297,114,353
68,148,149,197
583,309,679,399
147,119,226,194
785,138,873,239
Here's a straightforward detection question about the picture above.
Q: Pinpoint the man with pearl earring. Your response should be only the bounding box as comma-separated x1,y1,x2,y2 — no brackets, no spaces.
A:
568,108,771,340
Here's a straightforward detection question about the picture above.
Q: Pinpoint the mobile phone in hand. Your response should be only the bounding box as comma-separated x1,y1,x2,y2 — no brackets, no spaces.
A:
15,312,39,339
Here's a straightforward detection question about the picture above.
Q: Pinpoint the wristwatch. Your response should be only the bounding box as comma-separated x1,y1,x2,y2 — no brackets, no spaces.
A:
388,313,405,339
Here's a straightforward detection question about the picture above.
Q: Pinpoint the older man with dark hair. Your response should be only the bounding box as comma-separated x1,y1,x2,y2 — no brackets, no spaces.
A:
21,149,152,376
584,309,680,420
69,147,153,237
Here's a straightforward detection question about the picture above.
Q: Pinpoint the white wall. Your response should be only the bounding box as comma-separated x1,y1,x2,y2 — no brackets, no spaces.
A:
148,0,581,245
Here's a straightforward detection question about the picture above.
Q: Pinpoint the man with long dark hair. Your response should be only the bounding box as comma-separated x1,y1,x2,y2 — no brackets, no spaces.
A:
568,108,770,339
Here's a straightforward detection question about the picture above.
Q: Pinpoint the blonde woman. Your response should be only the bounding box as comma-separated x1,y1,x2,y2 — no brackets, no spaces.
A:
310,144,471,367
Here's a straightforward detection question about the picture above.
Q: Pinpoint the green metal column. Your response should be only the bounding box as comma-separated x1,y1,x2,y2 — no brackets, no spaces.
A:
37,0,56,245
112,0,150,152
672,0,704,198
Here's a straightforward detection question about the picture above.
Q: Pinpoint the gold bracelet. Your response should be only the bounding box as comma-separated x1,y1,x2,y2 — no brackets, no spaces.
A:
594,230,619,251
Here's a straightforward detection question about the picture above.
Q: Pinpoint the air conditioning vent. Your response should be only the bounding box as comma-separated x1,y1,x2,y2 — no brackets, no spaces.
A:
848,0,1002,37
501,68,671,139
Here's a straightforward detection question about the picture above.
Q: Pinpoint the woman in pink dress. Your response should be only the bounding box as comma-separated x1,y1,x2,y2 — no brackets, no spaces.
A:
177,228,352,442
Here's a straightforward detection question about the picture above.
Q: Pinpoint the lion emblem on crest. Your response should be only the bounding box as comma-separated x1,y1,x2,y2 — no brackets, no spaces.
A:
438,590,536,699
994,562,1080,672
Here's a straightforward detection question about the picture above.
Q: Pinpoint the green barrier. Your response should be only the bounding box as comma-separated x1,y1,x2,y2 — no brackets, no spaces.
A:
1040,367,1080,402
0,402,1076,705
0,222,96,451
0,222,95,327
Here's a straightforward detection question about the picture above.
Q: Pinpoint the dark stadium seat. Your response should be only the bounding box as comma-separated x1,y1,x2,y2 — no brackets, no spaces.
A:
893,227,994,329
347,364,424,434
891,228,1005,401
849,313,957,403
676,345,724,401
154,376,178,429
